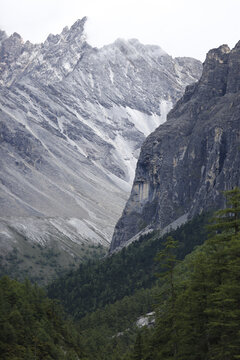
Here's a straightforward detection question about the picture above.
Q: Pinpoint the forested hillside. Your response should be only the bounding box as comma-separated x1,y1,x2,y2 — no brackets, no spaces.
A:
0,277,82,360
1,189,240,359
0,212,209,360
47,213,209,318
128,188,240,360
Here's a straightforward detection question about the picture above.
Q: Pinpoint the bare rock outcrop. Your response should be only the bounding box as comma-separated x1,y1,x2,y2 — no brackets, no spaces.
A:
110,42,240,252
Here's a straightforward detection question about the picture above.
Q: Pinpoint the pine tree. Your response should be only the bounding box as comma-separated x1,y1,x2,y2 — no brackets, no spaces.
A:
130,189,240,360
205,187,240,359
178,187,240,360
132,332,144,360
153,236,180,359
176,249,210,360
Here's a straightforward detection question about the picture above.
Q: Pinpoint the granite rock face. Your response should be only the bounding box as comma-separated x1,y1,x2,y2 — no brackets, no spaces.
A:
110,42,240,252
0,18,202,255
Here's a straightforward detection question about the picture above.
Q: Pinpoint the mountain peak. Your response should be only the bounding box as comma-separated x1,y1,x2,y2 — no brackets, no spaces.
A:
113,37,166,58
45,17,87,45
194,44,230,98
204,44,230,64
196,41,240,97
232,40,240,50
0,30,7,44
70,17,88,32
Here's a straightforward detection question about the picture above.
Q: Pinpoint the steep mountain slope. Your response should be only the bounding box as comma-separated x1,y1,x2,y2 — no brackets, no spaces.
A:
0,17,202,269
110,41,240,252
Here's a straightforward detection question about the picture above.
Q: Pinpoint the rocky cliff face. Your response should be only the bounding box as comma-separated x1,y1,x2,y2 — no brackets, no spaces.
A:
0,18,202,266
110,42,240,252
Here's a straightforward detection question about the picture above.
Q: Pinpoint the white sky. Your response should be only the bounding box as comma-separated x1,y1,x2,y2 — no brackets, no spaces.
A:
0,0,239,61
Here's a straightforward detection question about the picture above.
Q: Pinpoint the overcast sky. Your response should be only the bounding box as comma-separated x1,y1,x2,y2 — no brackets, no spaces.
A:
0,0,239,61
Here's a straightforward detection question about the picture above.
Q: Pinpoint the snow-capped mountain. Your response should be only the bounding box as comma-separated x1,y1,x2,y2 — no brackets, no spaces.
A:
0,17,202,270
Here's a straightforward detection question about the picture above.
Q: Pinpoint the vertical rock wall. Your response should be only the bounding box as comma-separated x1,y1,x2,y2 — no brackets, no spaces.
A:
110,42,240,252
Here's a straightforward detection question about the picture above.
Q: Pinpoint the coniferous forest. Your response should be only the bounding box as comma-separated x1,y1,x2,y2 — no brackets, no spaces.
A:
130,187,240,360
1,188,240,359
